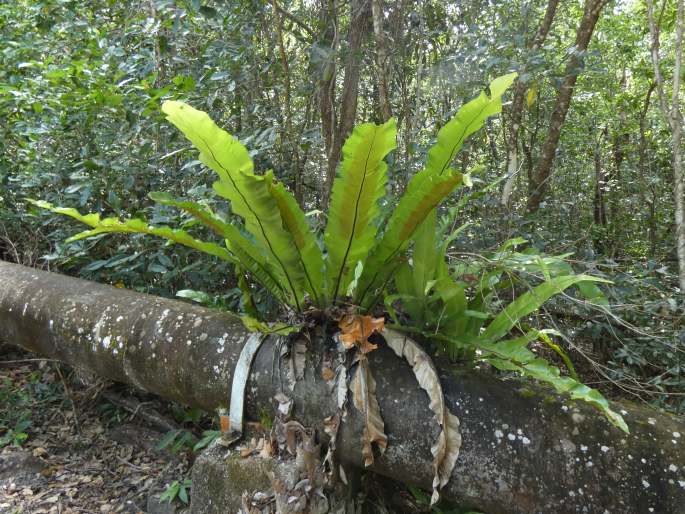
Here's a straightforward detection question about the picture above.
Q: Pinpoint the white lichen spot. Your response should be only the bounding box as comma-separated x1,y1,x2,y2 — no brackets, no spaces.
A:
517,428,523,435
522,437,531,445
199,333,208,341
116,316,124,322
568,491,575,497
647,417,656,425
678,480,685,489
669,464,678,472
673,432,681,439
600,445,610,453
642,480,650,489
494,429,504,439
507,433,516,441
572,412,585,424
166,336,173,343
586,461,594,468
580,445,588,452
194,318,202,328
102,335,111,348
187,340,192,346
213,365,221,376
641,458,647,464
77,327,84,334
620,409,628,415
561,405,569,412
49,320,54,330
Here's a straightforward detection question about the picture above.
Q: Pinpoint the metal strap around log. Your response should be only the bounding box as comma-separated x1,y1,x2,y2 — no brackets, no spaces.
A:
228,331,267,436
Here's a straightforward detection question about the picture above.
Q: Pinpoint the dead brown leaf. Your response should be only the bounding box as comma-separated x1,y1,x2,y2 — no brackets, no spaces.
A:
350,357,387,467
383,328,461,505
338,315,384,354
321,366,336,381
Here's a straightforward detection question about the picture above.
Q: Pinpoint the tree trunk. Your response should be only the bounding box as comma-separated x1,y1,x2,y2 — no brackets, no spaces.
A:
272,0,304,207
647,0,685,292
527,0,607,213
1,261,684,514
371,0,392,122
639,83,658,256
323,0,371,208
501,0,560,207
318,0,337,206
593,129,608,253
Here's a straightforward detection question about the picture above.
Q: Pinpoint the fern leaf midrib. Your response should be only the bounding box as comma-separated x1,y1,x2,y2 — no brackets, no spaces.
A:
152,196,291,302
356,181,455,306
270,183,324,306
437,101,492,176
291,236,321,306
229,240,290,302
199,134,302,311
331,129,379,301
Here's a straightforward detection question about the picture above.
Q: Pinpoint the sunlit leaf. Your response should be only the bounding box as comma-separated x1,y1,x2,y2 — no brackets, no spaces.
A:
324,119,397,300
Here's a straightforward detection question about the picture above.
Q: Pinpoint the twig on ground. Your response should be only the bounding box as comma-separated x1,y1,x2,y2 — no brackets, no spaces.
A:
101,390,181,433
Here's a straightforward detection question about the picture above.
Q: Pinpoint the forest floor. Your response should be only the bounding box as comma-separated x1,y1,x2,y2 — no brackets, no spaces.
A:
0,345,191,514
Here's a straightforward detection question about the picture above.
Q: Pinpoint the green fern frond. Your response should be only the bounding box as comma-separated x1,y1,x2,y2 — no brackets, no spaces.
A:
324,118,397,301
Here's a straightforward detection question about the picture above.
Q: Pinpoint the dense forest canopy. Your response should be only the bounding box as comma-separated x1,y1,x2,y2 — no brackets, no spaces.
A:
1,0,684,413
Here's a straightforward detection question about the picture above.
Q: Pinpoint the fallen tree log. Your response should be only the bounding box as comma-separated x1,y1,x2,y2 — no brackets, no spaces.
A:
0,260,683,514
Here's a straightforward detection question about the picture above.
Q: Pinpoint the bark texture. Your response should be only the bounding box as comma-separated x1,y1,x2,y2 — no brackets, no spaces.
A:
1,261,684,514
322,0,371,207
527,0,606,213
501,0,560,207
371,0,392,122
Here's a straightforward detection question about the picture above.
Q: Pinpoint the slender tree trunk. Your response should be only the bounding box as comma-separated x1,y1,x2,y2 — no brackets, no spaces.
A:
371,0,392,122
638,83,657,256
593,129,608,253
148,0,165,87
318,0,338,203
323,0,371,208
646,0,685,292
501,0,560,207
272,0,303,207
606,69,630,255
527,0,607,212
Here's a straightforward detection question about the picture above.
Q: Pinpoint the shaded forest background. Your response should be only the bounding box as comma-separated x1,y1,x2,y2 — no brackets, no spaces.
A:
1,0,684,413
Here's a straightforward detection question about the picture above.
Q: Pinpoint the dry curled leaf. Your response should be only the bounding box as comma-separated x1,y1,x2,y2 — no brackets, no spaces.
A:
383,328,462,505
338,315,385,354
350,357,387,467
321,366,336,382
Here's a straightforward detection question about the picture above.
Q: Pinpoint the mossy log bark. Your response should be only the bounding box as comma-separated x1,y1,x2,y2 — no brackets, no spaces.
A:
1,260,684,514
